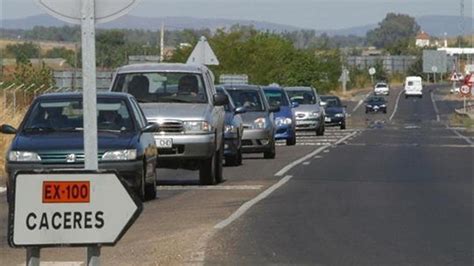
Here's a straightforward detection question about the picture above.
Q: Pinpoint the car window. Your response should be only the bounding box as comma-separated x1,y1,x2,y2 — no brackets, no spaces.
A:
112,72,208,104
226,89,265,112
264,89,290,107
322,98,341,107
23,98,135,132
286,90,316,105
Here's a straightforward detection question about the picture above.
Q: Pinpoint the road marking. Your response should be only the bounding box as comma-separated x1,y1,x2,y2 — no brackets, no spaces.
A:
0,186,6,194
448,127,473,145
214,175,293,230
157,185,263,191
352,91,372,113
314,155,323,159
275,131,358,177
302,162,311,165
430,91,441,122
389,88,404,121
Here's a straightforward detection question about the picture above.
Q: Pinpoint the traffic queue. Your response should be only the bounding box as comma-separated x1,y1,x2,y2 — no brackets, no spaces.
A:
0,63,348,202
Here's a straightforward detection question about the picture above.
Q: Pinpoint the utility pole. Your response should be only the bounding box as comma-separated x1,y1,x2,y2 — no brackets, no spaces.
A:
160,21,165,62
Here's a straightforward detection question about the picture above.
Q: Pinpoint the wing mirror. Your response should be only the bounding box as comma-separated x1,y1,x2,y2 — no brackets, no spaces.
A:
0,124,17,134
291,101,299,108
269,106,281,113
213,93,229,106
142,122,160,133
235,106,247,114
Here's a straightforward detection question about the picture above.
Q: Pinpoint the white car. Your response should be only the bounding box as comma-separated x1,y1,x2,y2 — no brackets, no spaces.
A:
404,76,423,98
374,82,389,95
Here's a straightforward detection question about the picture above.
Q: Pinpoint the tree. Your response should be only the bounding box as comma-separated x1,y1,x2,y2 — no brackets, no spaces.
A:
367,13,420,51
45,47,76,67
5,42,41,64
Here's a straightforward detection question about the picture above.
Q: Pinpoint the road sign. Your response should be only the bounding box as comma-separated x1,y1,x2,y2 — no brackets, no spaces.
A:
450,72,459,81
220,74,249,85
9,171,142,247
186,36,219,65
35,0,140,24
368,67,376,76
460,85,471,96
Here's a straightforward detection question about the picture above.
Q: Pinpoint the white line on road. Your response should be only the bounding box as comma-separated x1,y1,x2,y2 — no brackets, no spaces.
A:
0,186,6,194
430,91,441,122
302,162,311,165
351,91,373,113
275,130,359,177
158,185,263,190
214,175,293,230
389,88,404,121
448,127,474,145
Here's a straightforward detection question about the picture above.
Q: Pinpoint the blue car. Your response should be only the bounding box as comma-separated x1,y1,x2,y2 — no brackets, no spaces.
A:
216,86,245,166
263,86,297,146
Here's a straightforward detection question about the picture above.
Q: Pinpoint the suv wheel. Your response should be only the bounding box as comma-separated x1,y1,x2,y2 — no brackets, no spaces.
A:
286,133,296,146
215,140,224,183
340,121,346,130
200,151,217,185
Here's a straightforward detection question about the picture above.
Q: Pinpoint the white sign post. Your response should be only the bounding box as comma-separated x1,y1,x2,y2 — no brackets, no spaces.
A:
338,68,350,95
32,1,140,265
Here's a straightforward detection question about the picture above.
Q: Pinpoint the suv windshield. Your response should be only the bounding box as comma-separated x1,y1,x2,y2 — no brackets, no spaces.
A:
226,89,265,112
286,90,316,105
112,72,208,104
23,98,134,132
263,89,289,107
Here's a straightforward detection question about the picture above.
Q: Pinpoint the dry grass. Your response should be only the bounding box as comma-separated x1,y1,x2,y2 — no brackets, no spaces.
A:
0,95,28,181
0,39,77,52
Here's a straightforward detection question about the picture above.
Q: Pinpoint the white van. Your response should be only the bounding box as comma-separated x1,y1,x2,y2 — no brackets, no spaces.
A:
404,76,423,98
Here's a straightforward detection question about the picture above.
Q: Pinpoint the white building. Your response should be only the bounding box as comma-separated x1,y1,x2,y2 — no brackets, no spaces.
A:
415,31,430,47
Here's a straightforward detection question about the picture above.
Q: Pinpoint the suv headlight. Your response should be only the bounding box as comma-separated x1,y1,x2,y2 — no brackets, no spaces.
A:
183,121,212,133
275,117,292,126
380,104,386,107
102,149,137,161
334,113,345,118
308,112,320,119
8,151,41,162
225,124,237,133
253,118,267,129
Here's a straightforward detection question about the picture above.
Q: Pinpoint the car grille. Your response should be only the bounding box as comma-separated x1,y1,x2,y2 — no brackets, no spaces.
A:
38,152,105,164
156,121,184,133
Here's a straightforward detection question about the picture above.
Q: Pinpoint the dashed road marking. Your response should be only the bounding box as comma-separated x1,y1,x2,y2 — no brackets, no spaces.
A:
0,186,6,194
389,88,404,121
352,91,373,113
430,91,441,122
214,175,293,230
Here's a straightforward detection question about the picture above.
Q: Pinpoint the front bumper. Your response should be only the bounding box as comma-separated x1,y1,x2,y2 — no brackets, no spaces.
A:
6,160,144,192
154,133,216,160
295,119,321,130
275,125,294,140
241,128,273,153
324,116,345,126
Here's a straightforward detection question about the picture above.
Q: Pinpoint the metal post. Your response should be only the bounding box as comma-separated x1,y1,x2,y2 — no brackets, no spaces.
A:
87,246,101,266
26,247,40,266
464,96,467,113
81,0,98,171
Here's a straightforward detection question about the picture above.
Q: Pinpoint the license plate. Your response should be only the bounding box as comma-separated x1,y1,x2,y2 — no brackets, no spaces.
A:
325,117,331,122
43,181,90,203
155,138,173,148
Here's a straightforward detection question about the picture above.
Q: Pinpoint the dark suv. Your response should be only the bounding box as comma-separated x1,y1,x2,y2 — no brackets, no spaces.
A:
0,93,159,202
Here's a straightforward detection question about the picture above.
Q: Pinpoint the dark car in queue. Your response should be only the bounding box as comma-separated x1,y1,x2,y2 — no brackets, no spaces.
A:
0,93,159,202
223,85,279,159
216,86,245,166
320,95,347,130
263,86,297,146
365,95,387,113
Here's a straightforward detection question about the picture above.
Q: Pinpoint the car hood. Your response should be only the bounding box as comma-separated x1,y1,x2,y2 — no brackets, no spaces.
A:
325,106,344,114
12,131,136,151
240,111,268,124
293,104,321,113
140,103,211,121
273,106,293,119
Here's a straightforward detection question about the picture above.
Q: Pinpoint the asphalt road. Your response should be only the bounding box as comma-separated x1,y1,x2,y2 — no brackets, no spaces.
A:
0,85,471,265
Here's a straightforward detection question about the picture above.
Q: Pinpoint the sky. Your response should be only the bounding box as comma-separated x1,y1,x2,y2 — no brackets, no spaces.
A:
1,0,473,30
